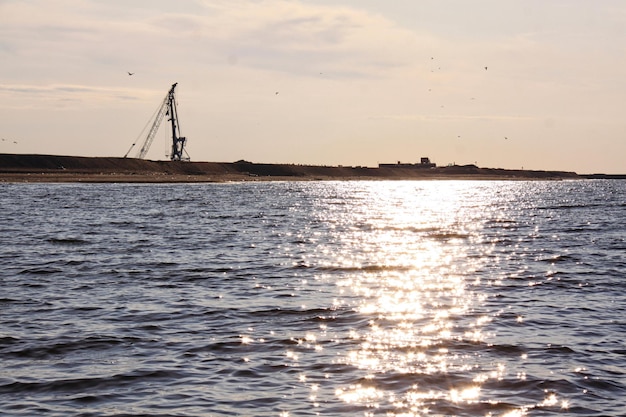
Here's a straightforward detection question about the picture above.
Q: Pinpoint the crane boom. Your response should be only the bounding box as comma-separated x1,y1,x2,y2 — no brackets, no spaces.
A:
137,93,169,159
125,83,189,161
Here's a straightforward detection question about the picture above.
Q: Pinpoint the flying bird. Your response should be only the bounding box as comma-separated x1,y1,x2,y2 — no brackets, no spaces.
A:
127,71,135,76
484,66,488,70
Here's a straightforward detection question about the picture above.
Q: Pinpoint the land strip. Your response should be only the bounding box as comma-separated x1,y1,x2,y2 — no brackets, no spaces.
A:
0,153,596,183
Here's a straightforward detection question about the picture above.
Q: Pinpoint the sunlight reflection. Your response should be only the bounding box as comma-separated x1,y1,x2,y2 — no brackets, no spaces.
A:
538,392,558,407
335,385,384,407
499,409,528,417
449,386,481,403
327,182,506,414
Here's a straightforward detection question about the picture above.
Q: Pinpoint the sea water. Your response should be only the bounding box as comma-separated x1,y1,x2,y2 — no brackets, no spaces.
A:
1,180,625,416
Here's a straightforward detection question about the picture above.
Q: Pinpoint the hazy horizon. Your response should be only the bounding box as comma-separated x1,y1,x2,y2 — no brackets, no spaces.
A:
2,1,626,174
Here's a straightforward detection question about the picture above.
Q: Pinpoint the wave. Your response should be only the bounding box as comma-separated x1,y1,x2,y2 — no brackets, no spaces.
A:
0,369,186,395
538,254,576,263
18,267,63,275
427,231,471,240
2,335,144,359
313,264,415,273
46,237,89,245
365,225,473,240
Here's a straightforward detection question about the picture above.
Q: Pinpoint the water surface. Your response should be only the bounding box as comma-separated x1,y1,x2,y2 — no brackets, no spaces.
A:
1,180,625,416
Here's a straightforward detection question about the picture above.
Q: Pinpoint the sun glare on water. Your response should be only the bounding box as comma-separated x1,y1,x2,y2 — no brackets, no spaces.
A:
323,182,528,416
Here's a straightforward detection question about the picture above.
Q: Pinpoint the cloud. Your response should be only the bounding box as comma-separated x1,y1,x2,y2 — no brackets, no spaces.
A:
0,84,157,109
0,0,442,104
131,0,438,77
202,1,435,75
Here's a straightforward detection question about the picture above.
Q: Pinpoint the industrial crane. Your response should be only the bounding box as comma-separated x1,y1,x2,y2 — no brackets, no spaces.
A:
125,82,189,161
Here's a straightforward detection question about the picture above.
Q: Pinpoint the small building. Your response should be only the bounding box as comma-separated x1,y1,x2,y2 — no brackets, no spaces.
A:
379,157,436,169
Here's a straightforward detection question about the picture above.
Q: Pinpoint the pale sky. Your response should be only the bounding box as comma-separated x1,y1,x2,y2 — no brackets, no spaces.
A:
1,0,625,173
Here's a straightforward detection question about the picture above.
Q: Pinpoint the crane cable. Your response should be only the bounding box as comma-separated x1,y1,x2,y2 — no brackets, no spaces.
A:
124,94,169,158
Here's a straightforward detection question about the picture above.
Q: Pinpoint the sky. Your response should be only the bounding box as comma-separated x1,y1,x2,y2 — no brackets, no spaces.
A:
1,0,626,174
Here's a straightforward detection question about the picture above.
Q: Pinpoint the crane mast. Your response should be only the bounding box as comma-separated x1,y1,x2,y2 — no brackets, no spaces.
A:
125,83,189,161
167,83,187,161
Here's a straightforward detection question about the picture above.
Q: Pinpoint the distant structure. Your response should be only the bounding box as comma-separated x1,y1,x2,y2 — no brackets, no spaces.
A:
124,83,189,161
379,157,436,169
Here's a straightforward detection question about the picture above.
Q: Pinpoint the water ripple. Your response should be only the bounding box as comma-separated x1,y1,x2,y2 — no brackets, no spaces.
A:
0,180,625,416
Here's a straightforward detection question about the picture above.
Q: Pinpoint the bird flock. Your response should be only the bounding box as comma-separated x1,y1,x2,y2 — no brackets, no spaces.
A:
116,60,509,154
427,57,509,143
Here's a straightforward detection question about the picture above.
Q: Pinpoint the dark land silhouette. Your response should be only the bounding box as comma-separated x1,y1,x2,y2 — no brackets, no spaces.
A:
1,153,620,182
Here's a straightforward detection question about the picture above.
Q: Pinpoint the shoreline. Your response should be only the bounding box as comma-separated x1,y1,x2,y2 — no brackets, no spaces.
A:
1,153,622,183
1,172,579,183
